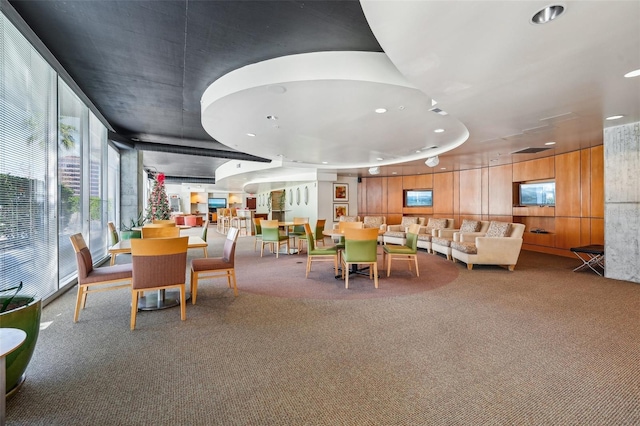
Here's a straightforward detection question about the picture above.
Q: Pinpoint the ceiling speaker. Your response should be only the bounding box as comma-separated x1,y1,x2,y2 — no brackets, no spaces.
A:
368,166,380,175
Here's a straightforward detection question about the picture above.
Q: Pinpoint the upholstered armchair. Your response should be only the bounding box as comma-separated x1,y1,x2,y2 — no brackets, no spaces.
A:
451,222,526,271
431,219,486,259
383,216,426,246
332,215,361,230
363,216,386,243
415,218,455,253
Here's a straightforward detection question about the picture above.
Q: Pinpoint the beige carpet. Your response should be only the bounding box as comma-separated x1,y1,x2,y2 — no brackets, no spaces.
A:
6,228,640,425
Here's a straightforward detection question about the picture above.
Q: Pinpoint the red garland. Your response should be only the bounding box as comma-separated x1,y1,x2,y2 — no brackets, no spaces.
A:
157,173,165,184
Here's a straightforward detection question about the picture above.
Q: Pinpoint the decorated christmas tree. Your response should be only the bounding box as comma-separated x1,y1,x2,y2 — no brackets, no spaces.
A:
145,173,171,221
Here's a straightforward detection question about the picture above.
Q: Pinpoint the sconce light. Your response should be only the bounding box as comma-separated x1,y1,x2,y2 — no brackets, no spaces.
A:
368,166,380,175
425,156,439,167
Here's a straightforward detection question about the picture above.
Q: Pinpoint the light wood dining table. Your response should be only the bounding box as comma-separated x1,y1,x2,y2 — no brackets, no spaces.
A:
108,236,208,265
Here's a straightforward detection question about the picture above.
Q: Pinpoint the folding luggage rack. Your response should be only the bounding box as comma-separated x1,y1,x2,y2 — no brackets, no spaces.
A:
570,244,605,276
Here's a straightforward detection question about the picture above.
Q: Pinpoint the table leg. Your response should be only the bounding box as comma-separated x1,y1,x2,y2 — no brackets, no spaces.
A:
137,289,191,310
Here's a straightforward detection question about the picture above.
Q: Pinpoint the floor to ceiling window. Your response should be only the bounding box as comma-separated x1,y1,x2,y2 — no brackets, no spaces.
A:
1,12,120,303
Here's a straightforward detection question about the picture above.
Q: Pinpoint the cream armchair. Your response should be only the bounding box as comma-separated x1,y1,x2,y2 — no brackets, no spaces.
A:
431,219,488,260
451,222,526,271
363,216,386,243
415,218,455,253
332,215,361,230
383,216,425,246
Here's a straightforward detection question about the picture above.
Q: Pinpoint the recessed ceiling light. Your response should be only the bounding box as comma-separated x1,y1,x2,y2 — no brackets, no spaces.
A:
391,172,397,175
440,167,447,170
375,108,387,114
415,150,422,153
266,115,278,120
545,141,556,145
606,115,624,120
531,5,565,24
246,133,256,137
624,69,640,78
376,157,384,161
321,161,328,164
434,129,445,133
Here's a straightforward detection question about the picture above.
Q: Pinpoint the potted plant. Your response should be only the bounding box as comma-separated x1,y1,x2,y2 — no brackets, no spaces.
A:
1,281,41,397
120,212,145,240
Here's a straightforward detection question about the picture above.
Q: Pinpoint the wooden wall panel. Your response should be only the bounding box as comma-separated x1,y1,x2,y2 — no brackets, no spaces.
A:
591,218,604,245
580,218,591,246
402,175,417,190
580,149,591,217
590,145,604,218
365,177,384,214
459,169,482,214
554,217,582,249
555,151,581,217
433,172,454,215
386,176,403,214
488,164,513,216
481,167,489,217
453,171,460,227
512,156,555,182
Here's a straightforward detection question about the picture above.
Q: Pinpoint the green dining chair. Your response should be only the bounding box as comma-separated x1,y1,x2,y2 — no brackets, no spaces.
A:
260,220,291,258
297,219,327,253
341,227,379,289
304,223,338,277
382,223,420,277
253,218,263,251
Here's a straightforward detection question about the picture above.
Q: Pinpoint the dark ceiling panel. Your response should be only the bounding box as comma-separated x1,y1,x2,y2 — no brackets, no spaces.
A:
8,0,381,145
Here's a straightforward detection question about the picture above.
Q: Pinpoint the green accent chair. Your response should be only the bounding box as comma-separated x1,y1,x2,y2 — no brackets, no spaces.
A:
304,223,338,277
260,220,291,258
382,224,420,277
289,217,309,254
297,219,327,253
341,227,379,289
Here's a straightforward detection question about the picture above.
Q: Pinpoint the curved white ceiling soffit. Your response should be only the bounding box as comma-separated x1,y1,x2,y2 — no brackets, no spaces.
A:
361,0,640,151
201,51,469,173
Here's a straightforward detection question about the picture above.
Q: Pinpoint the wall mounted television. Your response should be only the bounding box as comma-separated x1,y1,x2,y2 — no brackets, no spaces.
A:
404,189,433,207
208,198,227,209
519,181,555,206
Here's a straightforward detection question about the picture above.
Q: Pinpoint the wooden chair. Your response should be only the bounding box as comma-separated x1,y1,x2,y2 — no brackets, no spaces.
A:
382,223,420,277
190,227,240,303
142,226,180,239
69,233,132,323
253,218,263,251
260,220,291,258
341,228,379,289
297,218,325,253
290,217,309,253
130,236,189,330
151,219,176,226
107,221,119,245
304,223,338,278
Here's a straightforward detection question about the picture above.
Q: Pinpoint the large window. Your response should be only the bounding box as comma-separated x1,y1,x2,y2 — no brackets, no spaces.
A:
1,13,119,303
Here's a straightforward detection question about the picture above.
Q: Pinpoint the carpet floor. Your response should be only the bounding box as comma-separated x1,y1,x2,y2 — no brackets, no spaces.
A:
6,227,640,425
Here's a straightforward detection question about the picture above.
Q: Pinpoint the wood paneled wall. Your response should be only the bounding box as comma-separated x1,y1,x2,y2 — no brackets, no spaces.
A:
358,146,604,258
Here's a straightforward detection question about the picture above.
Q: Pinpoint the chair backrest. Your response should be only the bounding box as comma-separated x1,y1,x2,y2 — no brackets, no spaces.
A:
406,224,421,251
339,221,363,232
230,207,237,217
293,217,309,233
304,223,316,251
314,219,326,240
152,219,175,226
253,217,262,235
344,228,378,262
339,215,360,223
131,237,188,290
261,220,281,241
108,221,119,245
142,226,180,238
222,227,240,264
201,220,209,241
70,233,93,282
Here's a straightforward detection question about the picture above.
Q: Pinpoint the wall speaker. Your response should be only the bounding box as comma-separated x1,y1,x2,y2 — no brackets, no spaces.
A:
357,177,362,183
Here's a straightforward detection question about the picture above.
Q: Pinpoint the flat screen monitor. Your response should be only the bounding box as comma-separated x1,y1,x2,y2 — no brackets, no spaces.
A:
519,181,555,206
208,198,227,209
404,189,433,207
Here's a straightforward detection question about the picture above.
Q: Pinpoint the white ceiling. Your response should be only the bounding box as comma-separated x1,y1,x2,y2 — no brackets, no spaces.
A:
200,1,640,193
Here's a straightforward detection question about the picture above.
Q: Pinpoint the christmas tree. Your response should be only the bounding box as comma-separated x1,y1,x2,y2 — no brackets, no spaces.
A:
145,173,171,221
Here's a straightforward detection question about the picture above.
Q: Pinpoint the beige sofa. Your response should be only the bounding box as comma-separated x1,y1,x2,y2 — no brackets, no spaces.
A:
383,216,425,245
415,218,456,253
431,219,490,260
451,222,526,271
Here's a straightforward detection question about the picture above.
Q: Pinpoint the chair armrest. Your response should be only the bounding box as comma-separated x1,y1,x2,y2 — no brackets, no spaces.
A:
386,224,404,232
475,237,524,264
458,232,487,243
379,224,387,232
437,228,459,239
